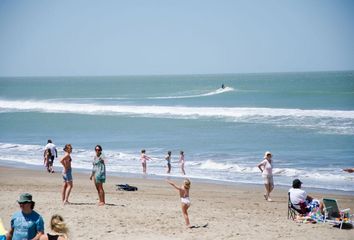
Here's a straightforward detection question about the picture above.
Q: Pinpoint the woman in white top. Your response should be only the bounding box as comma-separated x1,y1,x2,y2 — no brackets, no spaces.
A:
257,151,274,202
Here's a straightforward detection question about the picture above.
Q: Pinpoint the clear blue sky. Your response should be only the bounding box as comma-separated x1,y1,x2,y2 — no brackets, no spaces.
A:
0,0,353,76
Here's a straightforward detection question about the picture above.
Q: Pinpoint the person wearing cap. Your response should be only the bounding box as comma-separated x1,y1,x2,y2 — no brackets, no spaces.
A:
288,179,323,214
6,193,44,240
257,151,274,201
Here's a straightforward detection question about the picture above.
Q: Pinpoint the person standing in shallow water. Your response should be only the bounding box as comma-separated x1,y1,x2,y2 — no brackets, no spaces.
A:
90,145,106,206
179,151,186,175
60,144,73,205
140,149,151,174
165,151,172,174
257,151,274,202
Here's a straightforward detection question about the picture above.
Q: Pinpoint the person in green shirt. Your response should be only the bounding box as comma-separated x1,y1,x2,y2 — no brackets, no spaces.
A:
90,145,106,206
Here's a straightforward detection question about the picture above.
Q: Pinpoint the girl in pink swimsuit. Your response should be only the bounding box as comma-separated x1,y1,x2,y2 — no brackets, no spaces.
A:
140,149,151,174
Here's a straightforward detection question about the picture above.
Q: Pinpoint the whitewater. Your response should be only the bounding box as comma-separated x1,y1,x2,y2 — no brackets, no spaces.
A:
1,72,354,192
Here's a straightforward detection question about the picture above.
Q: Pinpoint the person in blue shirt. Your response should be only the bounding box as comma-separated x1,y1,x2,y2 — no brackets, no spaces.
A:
6,193,44,240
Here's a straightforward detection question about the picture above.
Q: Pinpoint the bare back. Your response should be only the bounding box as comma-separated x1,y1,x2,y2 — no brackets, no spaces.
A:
179,186,189,198
60,153,72,171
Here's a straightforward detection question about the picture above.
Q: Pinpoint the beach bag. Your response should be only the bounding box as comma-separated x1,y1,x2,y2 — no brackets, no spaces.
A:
116,184,138,191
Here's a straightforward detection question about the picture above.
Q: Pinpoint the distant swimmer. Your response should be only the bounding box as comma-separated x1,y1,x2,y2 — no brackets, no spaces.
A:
221,84,225,89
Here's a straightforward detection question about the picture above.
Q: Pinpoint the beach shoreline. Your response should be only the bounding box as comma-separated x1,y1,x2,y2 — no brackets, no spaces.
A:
1,161,353,196
0,166,353,240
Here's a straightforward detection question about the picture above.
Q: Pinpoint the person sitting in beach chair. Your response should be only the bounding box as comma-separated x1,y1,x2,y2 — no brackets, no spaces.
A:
288,192,306,220
323,198,353,229
288,179,324,215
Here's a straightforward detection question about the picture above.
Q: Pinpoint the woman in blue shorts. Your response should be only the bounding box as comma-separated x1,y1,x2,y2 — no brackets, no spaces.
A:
60,144,73,205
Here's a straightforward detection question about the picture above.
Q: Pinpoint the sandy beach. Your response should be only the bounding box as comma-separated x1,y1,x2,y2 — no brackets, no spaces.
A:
0,166,353,240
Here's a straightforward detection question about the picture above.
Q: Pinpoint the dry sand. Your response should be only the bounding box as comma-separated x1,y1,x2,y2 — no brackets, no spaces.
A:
0,166,353,240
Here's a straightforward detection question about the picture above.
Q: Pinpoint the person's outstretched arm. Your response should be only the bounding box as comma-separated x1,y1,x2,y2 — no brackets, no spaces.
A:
166,180,181,190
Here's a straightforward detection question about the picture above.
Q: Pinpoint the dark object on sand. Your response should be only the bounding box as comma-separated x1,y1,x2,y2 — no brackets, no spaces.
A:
116,184,138,191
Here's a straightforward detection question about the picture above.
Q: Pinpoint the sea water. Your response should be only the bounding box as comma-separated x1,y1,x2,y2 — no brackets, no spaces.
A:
0,72,354,192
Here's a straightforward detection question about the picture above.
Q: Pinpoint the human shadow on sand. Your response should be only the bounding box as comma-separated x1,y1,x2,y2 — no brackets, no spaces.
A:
189,223,208,229
67,202,123,207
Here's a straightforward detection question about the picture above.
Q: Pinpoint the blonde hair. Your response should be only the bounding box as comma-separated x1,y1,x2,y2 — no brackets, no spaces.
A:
50,214,69,238
184,179,191,189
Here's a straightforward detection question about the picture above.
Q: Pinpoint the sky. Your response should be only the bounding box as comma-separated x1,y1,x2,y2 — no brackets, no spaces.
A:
0,0,353,76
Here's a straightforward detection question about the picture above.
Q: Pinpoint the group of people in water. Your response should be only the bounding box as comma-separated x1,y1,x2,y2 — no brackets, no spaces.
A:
140,149,186,175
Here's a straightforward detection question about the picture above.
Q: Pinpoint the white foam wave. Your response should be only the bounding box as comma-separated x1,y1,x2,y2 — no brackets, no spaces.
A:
148,87,234,99
1,99,353,119
0,143,353,191
1,99,354,134
198,160,354,182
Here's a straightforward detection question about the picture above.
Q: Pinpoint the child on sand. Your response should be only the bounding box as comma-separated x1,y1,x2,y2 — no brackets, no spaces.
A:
43,148,52,172
167,179,191,228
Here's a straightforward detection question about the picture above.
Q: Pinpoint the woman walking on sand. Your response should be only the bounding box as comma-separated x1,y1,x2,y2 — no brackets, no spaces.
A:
167,179,192,228
257,151,274,202
90,145,106,206
179,151,186,175
140,149,151,174
60,144,73,205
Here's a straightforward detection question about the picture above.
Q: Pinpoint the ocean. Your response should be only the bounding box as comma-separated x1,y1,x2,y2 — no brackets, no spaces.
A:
0,71,354,193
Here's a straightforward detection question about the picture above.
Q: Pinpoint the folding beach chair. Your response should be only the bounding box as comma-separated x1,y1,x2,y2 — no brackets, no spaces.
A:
287,192,306,220
323,198,353,229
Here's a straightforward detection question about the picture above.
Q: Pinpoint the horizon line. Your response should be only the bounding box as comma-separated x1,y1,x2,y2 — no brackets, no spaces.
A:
0,69,353,78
